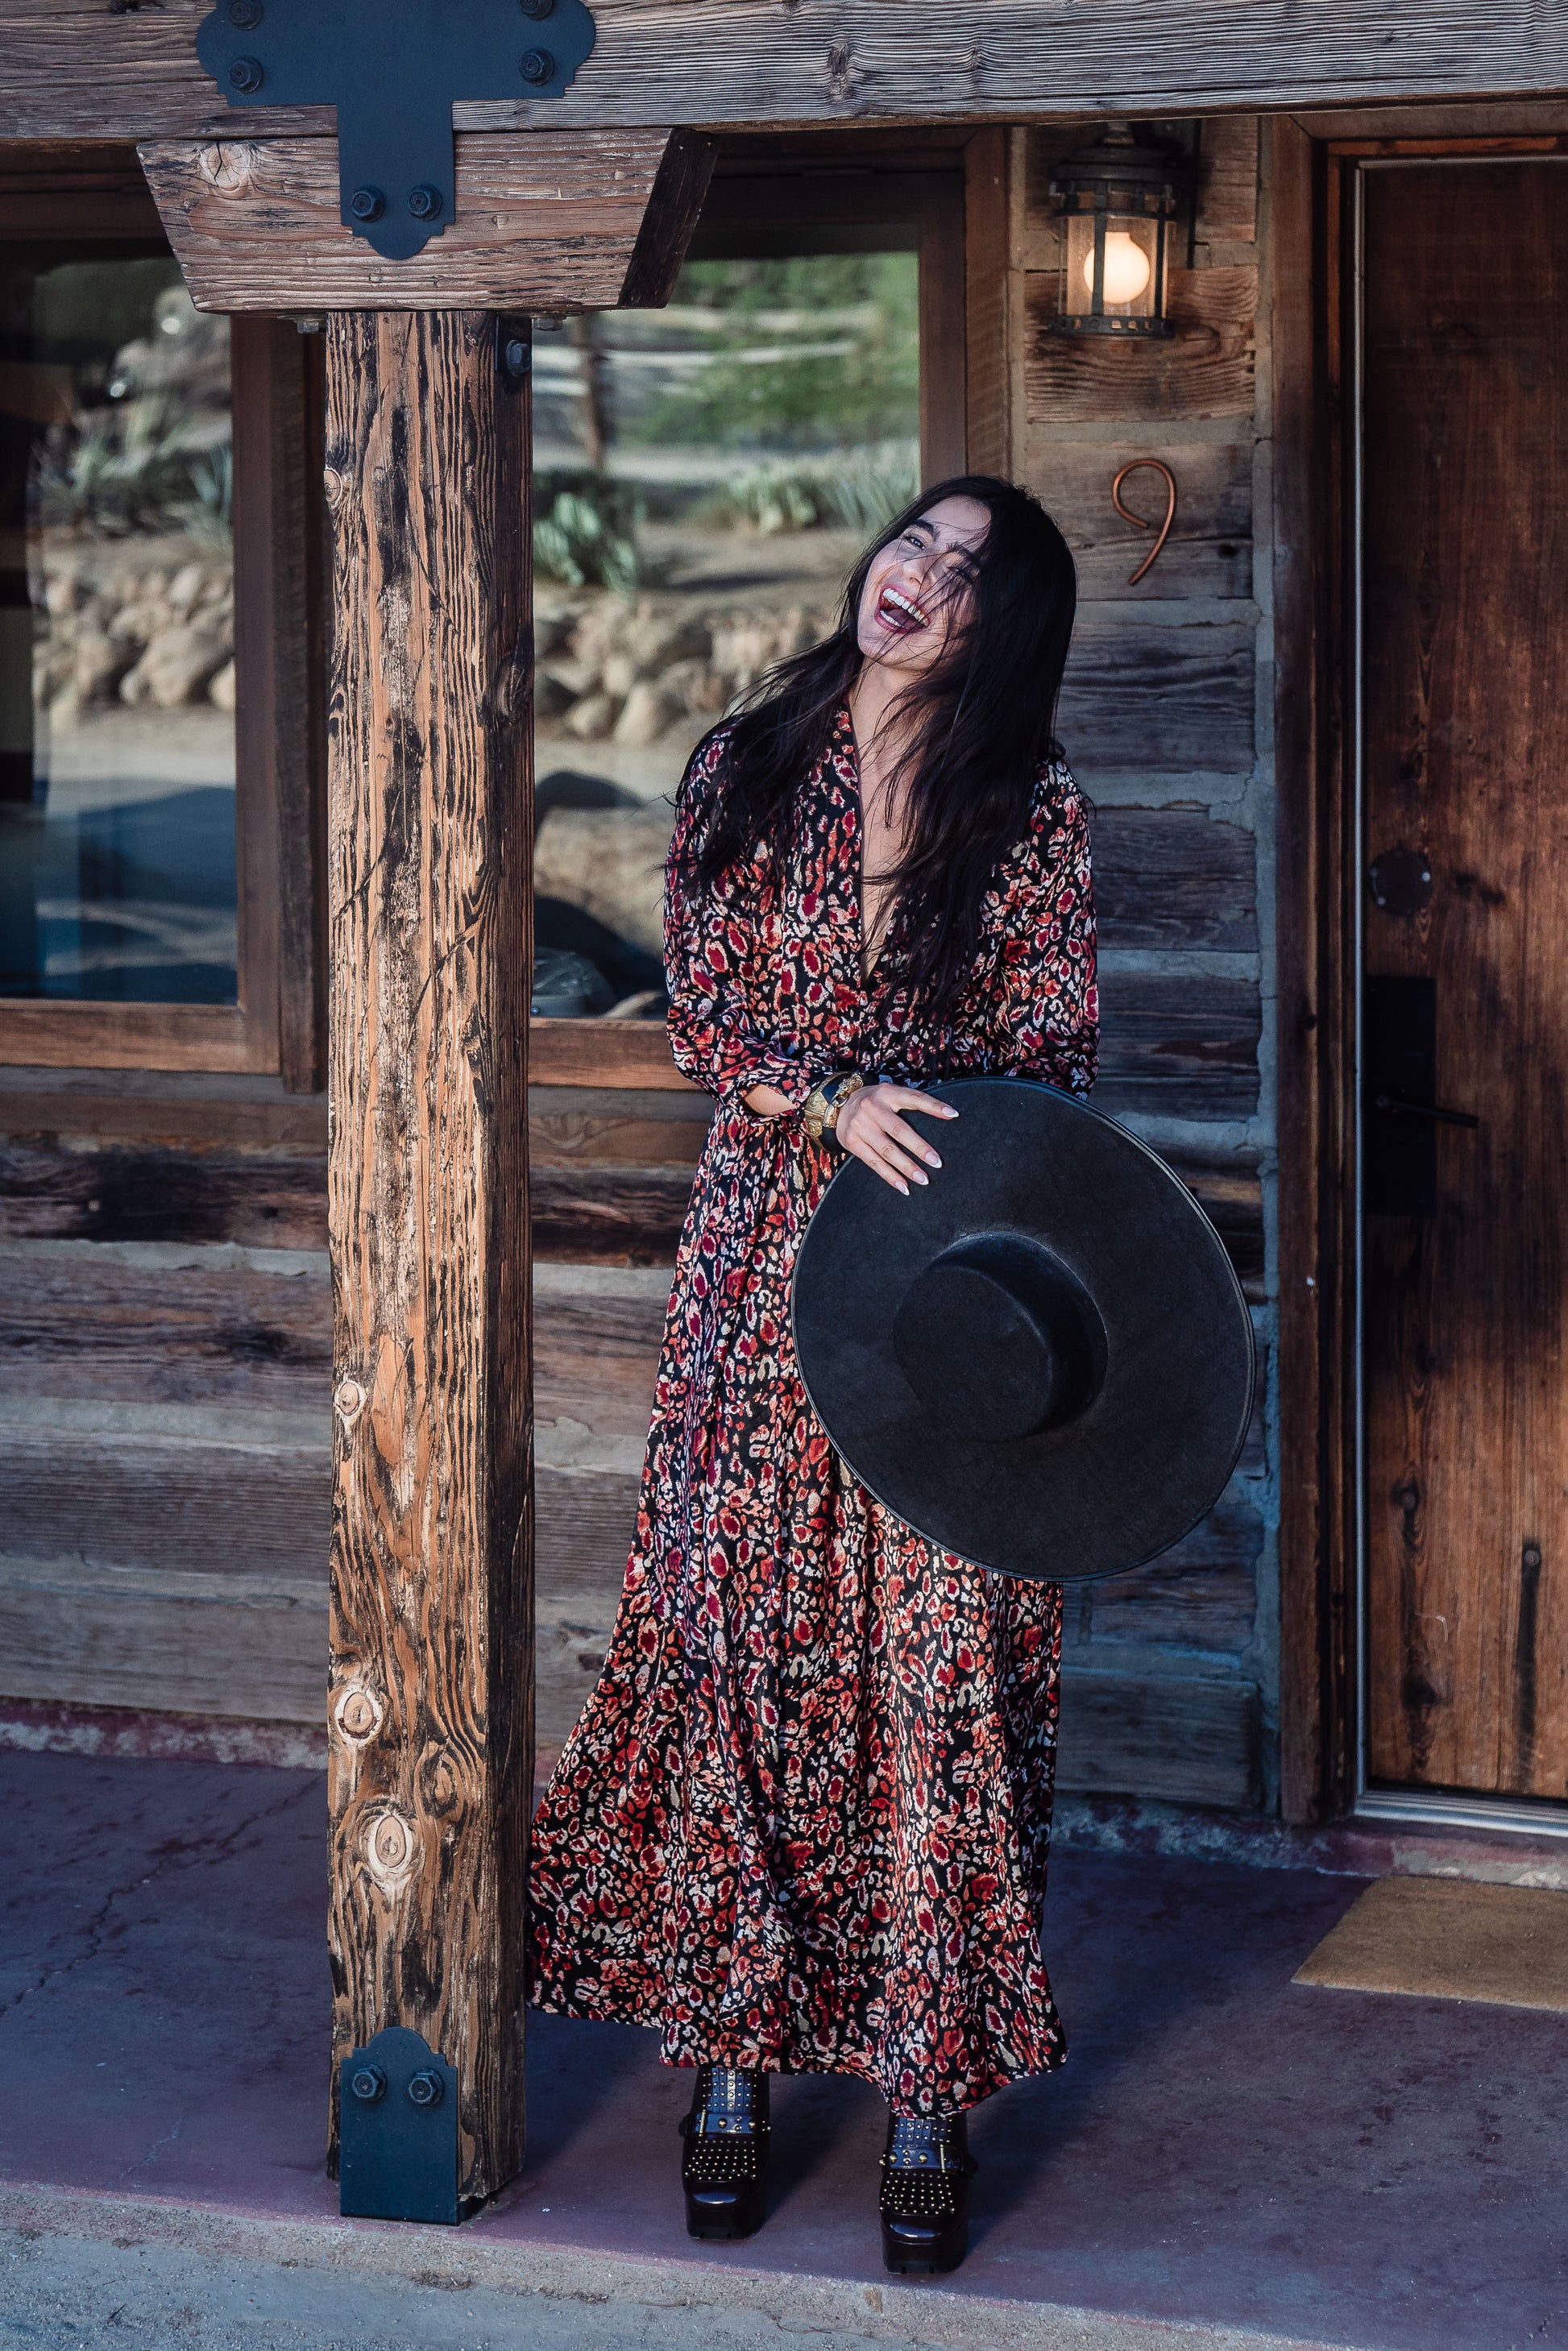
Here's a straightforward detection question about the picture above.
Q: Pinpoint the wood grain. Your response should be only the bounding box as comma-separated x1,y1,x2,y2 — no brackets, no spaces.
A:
1096,970,1261,1120
324,311,532,2201
1093,807,1258,953
1360,164,1568,1803
1056,1665,1259,1807
1059,615,1256,776
0,1551,324,1723
1086,1498,1262,1651
0,1070,330,1150
1027,268,1257,425
0,1243,330,1409
7,4,1568,138
1029,439,1253,602
139,131,714,313
0,1139,329,1251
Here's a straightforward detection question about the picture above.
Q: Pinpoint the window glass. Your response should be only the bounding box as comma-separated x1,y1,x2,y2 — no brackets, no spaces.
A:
530,248,919,1019
0,249,235,1004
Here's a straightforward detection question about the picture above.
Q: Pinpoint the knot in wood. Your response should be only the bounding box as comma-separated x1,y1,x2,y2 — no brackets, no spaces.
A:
334,1375,368,1432
363,1805,418,1887
197,142,256,196
335,1685,384,1744
321,466,347,514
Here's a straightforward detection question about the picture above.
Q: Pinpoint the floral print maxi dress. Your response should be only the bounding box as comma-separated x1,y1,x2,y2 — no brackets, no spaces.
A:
528,707,1098,2117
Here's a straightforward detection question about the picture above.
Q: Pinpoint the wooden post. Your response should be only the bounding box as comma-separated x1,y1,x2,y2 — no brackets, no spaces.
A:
323,309,533,2201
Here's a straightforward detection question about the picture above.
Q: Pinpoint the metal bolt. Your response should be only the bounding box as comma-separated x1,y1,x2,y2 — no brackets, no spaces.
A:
228,56,264,93
520,47,554,81
349,187,385,223
519,0,555,15
349,2064,387,2104
408,184,443,222
408,2069,445,2109
226,0,263,24
1524,1544,1543,1572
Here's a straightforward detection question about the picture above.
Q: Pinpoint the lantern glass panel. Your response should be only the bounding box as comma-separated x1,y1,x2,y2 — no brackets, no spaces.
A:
1060,208,1163,328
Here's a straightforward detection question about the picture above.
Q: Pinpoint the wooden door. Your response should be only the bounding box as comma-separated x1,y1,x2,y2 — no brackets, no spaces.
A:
1362,161,1568,1802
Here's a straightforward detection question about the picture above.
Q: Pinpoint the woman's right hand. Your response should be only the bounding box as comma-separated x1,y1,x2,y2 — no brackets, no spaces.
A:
834,1082,957,1195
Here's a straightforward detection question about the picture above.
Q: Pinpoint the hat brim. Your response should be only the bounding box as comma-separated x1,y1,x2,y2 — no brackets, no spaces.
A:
790,1078,1255,1583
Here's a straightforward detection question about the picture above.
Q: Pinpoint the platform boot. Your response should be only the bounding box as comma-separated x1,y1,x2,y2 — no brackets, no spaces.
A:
679,2064,770,2240
879,2110,975,2274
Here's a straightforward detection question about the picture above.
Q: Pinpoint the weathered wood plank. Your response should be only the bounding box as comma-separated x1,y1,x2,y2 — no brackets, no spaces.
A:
5,5,1568,139
1095,971,1262,1121
0,1552,325,1723
529,1018,693,1091
1087,1499,1262,1651
0,1140,329,1250
1030,439,1252,603
535,1278,670,1441
1197,114,1259,246
0,1069,329,1151
139,131,716,313
0,1245,331,1408
532,1164,695,1265
1056,1666,1259,1807
324,310,532,2202
1165,1152,1265,1304
1093,807,1258,952
1027,269,1256,425
1059,615,1256,775
530,1090,712,1167
1,1420,329,1579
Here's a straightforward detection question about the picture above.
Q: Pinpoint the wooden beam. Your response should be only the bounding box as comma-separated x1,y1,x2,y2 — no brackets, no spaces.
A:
7,3,1568,139
139,130,716,313
324,310,533,2203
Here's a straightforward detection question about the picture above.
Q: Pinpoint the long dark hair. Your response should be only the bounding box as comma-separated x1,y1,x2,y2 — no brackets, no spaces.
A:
674,474,1077,1030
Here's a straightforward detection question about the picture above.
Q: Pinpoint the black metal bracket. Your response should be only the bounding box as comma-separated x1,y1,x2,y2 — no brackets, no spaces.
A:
339,2026,460,2225
195,0,597,262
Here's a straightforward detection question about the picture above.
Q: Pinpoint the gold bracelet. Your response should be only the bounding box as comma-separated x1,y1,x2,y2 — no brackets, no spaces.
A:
801,1070,865,1144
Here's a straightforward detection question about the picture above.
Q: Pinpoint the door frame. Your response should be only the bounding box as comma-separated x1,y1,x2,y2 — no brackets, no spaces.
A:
1273,118,1568,1827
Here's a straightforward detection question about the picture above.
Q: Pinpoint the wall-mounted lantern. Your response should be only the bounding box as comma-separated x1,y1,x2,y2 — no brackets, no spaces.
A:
1047,125,1191,339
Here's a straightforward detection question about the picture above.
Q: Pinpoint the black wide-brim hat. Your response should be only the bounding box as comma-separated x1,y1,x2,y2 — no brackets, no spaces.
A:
791,1078,1255,1583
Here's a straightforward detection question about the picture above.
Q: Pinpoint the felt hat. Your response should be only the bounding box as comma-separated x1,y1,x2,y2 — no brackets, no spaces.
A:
791,1077,1255,1583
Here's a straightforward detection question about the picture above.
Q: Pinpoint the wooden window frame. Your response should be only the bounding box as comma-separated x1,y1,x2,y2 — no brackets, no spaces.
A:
531,129,1005,1094
0,151,326,1088
1271,118,1568,1823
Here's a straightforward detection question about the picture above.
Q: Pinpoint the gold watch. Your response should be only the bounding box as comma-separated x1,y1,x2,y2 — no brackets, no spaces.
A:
801,1070,866,1144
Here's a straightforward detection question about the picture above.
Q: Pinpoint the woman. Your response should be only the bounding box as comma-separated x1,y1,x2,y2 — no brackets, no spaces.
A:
528,475,1097,2276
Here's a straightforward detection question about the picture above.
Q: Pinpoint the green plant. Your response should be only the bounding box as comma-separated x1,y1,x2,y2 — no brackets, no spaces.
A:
533,472,645,591
711,444,919,539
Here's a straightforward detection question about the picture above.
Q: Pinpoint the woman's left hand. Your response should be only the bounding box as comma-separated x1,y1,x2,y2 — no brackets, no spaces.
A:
834,1081,957,1195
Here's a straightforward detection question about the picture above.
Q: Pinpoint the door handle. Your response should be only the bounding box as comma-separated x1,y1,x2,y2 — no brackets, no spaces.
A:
1372,1092,1479,1130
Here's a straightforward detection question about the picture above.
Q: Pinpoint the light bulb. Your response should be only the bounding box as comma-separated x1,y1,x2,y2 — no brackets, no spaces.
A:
1084,230,1151,307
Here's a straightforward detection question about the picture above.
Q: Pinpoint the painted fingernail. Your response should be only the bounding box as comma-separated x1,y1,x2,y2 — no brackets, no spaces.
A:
896,1179,910,1196
925,1151,941,1168
911,1168,928,1186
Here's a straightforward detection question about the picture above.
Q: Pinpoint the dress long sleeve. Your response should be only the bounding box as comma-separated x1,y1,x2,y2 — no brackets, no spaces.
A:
986,773,1098,1097
663,736,819,1106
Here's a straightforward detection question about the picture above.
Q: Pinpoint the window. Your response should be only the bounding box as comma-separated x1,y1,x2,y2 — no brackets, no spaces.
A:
528,143,976,1084
0,158,325,1084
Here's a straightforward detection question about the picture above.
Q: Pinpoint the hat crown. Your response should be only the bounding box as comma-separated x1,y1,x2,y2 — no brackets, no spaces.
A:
891,1231,1105,1444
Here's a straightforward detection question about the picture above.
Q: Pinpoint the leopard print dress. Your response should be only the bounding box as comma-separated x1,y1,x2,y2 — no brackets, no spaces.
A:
527,707,1098,2117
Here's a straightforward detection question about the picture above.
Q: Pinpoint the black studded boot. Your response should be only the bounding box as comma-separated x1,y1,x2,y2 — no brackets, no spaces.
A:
879,2110,975,2274
679,2064,770,2240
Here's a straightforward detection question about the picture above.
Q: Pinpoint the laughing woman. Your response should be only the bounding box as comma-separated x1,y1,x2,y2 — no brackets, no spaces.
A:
527,475,1097,2275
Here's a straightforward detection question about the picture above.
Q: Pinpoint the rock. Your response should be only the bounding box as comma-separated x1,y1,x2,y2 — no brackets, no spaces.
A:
533,668,578,720
623,612,712,670
74,628,131,705
167,561,208,617
662,658,728,718
612,679,679,748
533,803,674,956
564,691,620,741
547,657,600,699
600,653,637,700
44,572,83,620
208,660,236,714
108,598,172,649
122,623,228,710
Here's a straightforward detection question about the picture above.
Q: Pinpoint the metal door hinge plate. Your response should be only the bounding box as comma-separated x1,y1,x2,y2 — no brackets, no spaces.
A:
196,0,597,261
339,2026,460,2225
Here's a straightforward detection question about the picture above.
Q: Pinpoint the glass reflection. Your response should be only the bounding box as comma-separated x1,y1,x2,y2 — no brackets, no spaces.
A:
529,251,920,1019
0,250,235,1004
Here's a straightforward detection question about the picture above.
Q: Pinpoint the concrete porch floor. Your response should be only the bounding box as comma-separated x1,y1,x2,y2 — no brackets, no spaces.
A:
0,1751,1564,2351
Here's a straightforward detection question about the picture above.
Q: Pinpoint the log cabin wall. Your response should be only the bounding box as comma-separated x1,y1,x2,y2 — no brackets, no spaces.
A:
0,115,1277,1814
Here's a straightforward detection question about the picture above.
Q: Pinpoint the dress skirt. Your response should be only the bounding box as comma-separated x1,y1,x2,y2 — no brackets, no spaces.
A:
526,712,1098,2117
